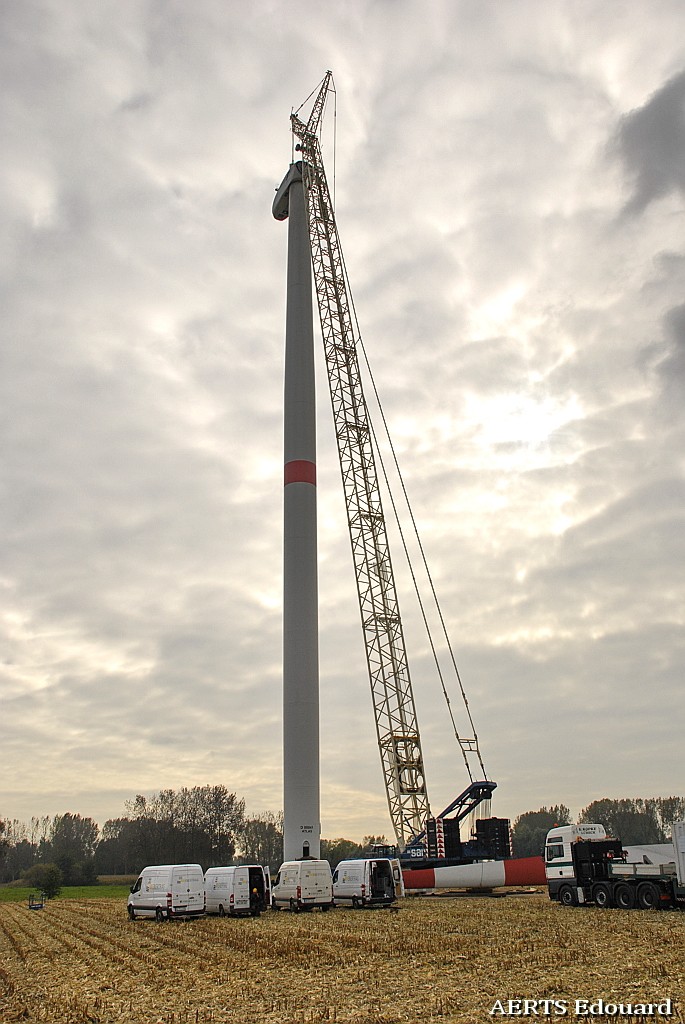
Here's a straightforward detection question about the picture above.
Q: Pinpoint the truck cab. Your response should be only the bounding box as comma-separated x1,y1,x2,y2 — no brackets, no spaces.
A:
545,824,623,906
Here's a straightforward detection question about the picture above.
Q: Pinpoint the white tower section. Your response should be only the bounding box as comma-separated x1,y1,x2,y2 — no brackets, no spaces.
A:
273,162,320,860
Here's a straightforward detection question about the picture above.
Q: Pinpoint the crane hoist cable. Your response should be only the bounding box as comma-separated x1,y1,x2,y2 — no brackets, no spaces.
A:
338,233,488,785
362,355,487,784
320,71,488,785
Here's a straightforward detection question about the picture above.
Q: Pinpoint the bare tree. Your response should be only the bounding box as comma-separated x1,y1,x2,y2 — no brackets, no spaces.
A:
239,811,283,873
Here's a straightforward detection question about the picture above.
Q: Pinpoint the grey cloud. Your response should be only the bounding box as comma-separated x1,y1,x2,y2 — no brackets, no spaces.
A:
637,301,685,417
617,69,685,214
657,303,685,386
2,0,684,837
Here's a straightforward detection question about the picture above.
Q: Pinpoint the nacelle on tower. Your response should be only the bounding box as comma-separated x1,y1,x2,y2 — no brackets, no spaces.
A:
272,162,303,222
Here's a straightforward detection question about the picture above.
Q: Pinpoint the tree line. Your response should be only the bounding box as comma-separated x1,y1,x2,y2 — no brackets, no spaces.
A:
0,784,390,889
3,788,682,890
0,786,278,886
510,796,685,858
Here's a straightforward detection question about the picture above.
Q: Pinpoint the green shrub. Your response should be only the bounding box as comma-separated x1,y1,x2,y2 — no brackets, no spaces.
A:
22,863,63,899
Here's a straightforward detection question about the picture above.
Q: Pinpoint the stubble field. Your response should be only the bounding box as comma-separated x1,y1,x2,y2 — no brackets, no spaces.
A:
0,892,683,1024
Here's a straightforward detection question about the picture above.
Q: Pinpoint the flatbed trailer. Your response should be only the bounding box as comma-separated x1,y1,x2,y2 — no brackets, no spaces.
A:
605,859,685,909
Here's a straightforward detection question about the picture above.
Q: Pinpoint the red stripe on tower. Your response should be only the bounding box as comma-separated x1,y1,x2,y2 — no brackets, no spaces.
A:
284,460,317,486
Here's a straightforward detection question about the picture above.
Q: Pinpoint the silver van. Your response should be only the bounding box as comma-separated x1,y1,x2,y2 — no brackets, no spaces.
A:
128,863,205,921
332,857,402,907
204,864,270,916
271,859,333,912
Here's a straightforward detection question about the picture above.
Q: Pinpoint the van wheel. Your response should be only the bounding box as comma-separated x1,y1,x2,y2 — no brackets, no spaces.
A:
127,905,135,921
320,903,330,912
289,899,300,913
218,905,225,918
352,896,360,909
155,907,165,923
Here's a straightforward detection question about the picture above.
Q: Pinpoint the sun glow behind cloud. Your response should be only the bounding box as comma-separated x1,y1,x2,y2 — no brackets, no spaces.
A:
469,281,528,337
465,391,584,458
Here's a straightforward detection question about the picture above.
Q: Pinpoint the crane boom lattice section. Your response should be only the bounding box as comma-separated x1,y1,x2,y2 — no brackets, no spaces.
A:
292,92,430,849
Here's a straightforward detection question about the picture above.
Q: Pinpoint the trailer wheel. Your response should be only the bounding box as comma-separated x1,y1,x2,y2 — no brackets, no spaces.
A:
637,881,661,910
558,885,578,907
592,883,612,909
155,907,165,923
614,884,635,910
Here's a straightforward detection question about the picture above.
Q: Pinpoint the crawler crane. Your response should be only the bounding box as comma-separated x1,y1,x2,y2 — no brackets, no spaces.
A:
277,73,515,876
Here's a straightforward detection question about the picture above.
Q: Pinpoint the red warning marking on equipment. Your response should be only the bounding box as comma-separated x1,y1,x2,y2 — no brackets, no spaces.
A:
402,868,436,890
284,460,317,486
503,856,546,886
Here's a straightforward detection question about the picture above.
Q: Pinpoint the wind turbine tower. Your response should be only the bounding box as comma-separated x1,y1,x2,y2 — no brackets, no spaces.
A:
273,160,320,861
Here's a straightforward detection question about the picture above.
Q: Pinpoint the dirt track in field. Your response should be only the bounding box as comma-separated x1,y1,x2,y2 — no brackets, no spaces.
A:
0,894,683,1023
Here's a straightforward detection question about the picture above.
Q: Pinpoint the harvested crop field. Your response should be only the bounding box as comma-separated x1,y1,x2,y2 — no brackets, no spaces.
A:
1,893,683,1023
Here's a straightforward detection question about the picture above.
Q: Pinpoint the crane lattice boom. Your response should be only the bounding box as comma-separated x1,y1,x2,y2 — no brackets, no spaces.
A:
291,74,430,849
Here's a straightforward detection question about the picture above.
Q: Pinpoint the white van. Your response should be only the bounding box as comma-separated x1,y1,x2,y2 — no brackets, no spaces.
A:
127,864,205,921
333,857,403,908
204,864,271,917
271,858,333,912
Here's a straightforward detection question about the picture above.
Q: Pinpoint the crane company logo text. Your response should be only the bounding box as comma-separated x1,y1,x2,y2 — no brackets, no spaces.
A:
489,999,674,1018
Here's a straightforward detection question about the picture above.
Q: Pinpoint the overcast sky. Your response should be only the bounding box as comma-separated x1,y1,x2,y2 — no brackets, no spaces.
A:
2,0,684,844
